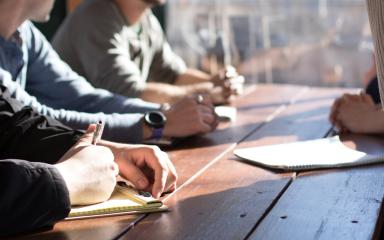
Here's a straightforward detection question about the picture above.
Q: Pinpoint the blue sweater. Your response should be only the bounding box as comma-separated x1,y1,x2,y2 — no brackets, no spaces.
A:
0,21,160,143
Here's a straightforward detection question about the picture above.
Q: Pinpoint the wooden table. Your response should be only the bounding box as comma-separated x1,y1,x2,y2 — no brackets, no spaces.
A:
12,84,384,240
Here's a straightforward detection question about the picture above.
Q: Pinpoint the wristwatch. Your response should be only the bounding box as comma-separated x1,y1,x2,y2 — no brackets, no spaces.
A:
144,111,167,139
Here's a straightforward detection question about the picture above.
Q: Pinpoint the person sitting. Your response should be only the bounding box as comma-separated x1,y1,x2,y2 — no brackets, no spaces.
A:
0,0,218,144
52,0,244,105
0,85,177,237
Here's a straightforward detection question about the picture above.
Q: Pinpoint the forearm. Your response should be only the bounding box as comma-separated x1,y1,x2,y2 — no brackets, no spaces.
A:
140,82,188,104
99,118,152,148
174,69,211,85
141,81,214,104
0,83,149,143
0,160,70,237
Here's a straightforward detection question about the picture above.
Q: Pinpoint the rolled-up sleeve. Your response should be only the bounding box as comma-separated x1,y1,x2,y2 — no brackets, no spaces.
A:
147,12,187,85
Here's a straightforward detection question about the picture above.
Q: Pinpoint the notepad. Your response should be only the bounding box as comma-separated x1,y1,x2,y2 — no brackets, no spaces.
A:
66,181,168,219
215,106,237,122
234,136,384,171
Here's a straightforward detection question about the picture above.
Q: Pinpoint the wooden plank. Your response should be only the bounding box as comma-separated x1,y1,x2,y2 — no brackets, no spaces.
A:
166,84,307,189
10,84,302,240
248,134,384,240
238,87,353,148
120,87,345,239
121,155,292,240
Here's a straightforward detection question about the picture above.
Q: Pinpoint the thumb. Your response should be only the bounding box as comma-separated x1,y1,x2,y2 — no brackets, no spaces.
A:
78,124,97,144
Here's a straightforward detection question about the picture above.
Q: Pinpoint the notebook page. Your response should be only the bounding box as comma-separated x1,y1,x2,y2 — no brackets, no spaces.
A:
234,136,380,170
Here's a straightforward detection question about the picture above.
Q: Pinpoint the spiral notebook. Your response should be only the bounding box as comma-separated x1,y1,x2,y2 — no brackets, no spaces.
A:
67,181,168,219
234,136,384,171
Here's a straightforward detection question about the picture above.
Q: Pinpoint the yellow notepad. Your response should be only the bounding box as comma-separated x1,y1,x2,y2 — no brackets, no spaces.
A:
67,181,168,219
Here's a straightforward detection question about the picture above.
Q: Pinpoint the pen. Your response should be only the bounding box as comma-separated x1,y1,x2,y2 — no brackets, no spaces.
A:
92,121,104,145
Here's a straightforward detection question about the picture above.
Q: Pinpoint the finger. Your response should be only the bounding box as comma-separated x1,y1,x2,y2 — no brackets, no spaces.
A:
226,76,245,86
198,104,215,115
200,111,216,125
152,163,168,199
141,147,170,198
224,65,238,79
197,94,214,107
334,110,347,131
330,98,342,123
340,93,355,102
197,119,213,133
230,80,244,95
197,105,217,123
161,152,178,193
210,115,220,130
78,124,97,144
118,157,149,190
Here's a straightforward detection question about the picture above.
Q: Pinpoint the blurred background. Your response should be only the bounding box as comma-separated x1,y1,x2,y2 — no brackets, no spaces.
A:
39,0,373,89
167,0,373,88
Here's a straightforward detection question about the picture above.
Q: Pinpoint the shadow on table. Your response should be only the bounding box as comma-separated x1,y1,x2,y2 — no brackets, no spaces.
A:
168,105,331,151
119,178,291,240
237,93,341,112
7,215,140,240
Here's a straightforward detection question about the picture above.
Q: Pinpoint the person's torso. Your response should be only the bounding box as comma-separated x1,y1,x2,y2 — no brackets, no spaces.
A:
54,0,164,84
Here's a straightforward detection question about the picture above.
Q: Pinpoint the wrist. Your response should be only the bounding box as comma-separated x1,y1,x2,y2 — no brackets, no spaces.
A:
143,111,167,139
142,118,153,139
55,163,76,205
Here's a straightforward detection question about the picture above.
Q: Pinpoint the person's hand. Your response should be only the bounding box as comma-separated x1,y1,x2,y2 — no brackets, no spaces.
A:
330,93,384,134
56,125,118,205
329,94,356,132
162,96,219,137
109,144,177,199
210,66,245,104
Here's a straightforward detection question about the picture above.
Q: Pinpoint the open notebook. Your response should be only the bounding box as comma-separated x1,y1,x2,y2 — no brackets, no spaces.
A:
67,181,168,219
234,136,384,171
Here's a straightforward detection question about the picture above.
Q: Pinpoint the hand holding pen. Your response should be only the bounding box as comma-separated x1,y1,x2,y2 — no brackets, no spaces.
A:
56,123,118,205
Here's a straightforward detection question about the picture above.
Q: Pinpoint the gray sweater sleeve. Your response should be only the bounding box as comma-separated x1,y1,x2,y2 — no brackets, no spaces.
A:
0,68,148,143
52,6,147,98
52,3,186,98
0,160,70,237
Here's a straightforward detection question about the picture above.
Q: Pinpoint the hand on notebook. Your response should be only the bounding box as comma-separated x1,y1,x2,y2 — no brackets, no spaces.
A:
112,144,178,199
56,125,119,205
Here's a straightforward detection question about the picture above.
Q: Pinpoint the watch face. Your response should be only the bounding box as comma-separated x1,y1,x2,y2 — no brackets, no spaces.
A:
145,111,166,128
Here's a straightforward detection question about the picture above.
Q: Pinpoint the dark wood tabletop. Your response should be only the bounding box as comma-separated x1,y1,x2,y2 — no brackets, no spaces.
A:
11,84,384,240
